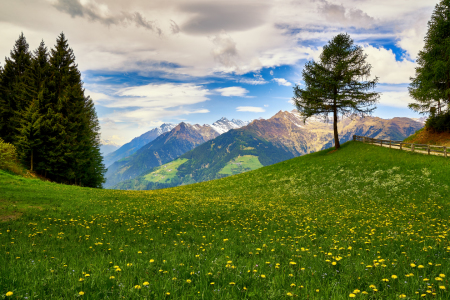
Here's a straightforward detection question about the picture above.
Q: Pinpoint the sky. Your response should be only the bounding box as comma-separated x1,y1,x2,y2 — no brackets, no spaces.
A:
0,0,438,145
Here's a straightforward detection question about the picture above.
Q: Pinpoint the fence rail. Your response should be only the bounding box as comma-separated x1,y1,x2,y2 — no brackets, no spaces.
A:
353,135,448,158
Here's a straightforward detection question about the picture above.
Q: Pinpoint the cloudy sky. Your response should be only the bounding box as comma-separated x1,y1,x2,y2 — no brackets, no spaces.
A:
0,0,437,144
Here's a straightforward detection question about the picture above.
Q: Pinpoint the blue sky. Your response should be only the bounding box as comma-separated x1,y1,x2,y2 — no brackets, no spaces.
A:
0,0,438,144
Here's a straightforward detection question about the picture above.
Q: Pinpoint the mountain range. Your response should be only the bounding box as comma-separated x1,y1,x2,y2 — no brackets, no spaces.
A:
103,118,250,188
110,110,425,190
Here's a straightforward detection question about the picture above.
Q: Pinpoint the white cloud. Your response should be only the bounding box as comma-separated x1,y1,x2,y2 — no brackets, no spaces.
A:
239,74,267,85
108,83,210,108
363,45,416,84
215,86,249,97
236,106,265,112
272,78,292,86
378,91,413,108
269,70,273,76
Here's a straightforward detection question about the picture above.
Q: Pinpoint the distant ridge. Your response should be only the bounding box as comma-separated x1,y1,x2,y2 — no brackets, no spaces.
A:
103,118,249,188
103,123,176,167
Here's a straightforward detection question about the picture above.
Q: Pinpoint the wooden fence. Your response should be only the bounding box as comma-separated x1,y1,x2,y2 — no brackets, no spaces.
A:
353,135,448,158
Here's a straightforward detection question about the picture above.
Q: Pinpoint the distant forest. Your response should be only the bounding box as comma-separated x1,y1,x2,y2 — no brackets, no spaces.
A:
0,33,105,187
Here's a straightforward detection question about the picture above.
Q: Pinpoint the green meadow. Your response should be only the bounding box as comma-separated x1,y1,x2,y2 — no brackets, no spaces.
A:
1,141,450,299
143,159,189,183
218,155,263,176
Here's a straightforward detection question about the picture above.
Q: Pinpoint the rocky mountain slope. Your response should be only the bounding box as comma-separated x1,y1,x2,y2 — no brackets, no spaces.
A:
112,129,294,190
104,120,245,188
103,123,176,167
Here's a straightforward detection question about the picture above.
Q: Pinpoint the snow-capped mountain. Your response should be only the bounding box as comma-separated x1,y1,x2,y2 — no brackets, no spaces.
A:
208,117,251,134
103,123,175,167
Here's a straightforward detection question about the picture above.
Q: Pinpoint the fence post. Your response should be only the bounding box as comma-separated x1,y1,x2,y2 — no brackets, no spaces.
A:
428,145,430,155
363,137,366,143
445,146,447,158
353,135,356,141
400,143,402,150
389,140,391,148
412,144,415,152
380,139,382,147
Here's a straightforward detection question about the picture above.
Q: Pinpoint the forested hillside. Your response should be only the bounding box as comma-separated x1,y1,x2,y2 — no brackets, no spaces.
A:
0,33,105,187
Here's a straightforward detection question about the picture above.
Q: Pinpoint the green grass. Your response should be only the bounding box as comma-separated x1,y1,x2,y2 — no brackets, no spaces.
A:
143,158,189,183
1,141,450,299
218,155,263,176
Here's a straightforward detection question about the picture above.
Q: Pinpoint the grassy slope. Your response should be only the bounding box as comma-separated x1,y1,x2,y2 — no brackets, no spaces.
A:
1,141,450,299
218,155,263,175
143,158,189,183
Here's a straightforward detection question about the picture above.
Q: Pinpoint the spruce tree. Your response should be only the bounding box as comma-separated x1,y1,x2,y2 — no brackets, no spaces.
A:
293,33,379,149
0,33,33,144
43,33,105,186
409,0,450,115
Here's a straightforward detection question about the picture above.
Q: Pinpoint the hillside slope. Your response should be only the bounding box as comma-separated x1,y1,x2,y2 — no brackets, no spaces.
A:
404,128,450,146
1,142,450,298
113,129,294,190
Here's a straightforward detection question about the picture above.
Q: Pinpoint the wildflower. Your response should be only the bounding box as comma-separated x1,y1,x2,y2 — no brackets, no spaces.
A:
287,292,293,296
316,289,320,292
85,274,90,277
134,285,141,289
332,262,337,265
353,289,360,293
229,282,235,285
138,251,142,254
439,274,445,278
261,275,266,278
411,263,416,268
6,292,13,297
289,262,297,265
369,285,376,289
79,291,84,296
109,276,115,279
349,294,356,298
149,259,154,263
435,277,443,281
382,279,389,282
399,294,406,298
423,278,429,281
79,278,84,282
227,261,232,264
391,275,398,279
439,286,446,290
143,282,149,286
166,292,170,295
290,283,296,287
210,282,215,285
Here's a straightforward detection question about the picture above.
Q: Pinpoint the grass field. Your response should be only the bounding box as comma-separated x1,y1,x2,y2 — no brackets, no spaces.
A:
143,159,189,183
1,141,450,299
218,155,263,176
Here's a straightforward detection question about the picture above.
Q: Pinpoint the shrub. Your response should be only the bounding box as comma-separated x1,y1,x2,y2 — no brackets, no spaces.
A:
0,137,19,171
425,111,450,133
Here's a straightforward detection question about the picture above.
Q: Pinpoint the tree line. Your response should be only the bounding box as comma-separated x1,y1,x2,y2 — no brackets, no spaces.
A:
0,33,105,187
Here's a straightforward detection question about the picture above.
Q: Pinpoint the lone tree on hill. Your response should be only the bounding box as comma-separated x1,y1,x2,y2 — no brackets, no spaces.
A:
293,33,379,150
409,0,450,116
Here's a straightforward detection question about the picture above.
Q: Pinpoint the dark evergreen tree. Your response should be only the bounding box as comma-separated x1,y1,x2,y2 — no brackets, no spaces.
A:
293,33,379,149
42,33,105,187
409,0,450,115
0,33,33,144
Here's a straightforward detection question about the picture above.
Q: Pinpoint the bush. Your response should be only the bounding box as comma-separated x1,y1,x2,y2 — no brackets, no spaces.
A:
0,137,19,171
425,111,450,132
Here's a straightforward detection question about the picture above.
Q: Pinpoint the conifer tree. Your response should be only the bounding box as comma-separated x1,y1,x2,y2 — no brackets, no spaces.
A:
0,33,33,144
409,0,450,115
293,33,379,149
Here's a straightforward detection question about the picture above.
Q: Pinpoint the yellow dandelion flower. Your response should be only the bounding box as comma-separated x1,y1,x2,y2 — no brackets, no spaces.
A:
149,259,154,263
85,274,90,277
261,275,266,278
109,276,115,279
290,283,296,287
79,291,84,296
210,282,215,285
382,279,389,282
391,275,398,279
143,282,149,286
435,277,443,281
418,265,424,269
229,282,235,285
6,292,13,297
349,294,356,298
287,292,293,296
332,262,337,265
134,285,141,289
439,286,446,290
439,274,446,278
353,289,360,293
289,262,297,265
399,294,406,298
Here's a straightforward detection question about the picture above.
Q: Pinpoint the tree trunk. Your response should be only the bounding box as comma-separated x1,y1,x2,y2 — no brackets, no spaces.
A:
30,149,33,171
333,92,340,150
